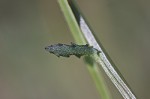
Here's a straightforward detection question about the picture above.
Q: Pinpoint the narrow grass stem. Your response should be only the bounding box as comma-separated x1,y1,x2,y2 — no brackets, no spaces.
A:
58,0,136,98
58,0,111,99
80,15,136,99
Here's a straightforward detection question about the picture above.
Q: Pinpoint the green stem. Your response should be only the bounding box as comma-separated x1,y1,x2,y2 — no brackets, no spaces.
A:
58,0,111,99
58,0,85,44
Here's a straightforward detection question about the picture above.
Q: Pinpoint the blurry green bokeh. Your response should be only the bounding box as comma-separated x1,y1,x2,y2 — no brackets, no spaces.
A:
0,0,150,99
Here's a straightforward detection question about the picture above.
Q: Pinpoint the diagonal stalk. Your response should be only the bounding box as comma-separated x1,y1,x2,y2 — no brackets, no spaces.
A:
58,0,111,99
58,0,136,98
79,14,136,99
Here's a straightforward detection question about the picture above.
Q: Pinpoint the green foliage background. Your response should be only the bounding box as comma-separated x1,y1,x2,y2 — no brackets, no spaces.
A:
0,0,149,99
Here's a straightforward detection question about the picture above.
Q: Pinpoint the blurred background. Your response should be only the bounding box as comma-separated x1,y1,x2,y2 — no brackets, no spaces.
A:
0,0,150,99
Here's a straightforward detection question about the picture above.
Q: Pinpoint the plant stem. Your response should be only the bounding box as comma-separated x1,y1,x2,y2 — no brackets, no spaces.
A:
58,0,137,99
58,0,111,99
80,15,136,99
58,0,85,44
